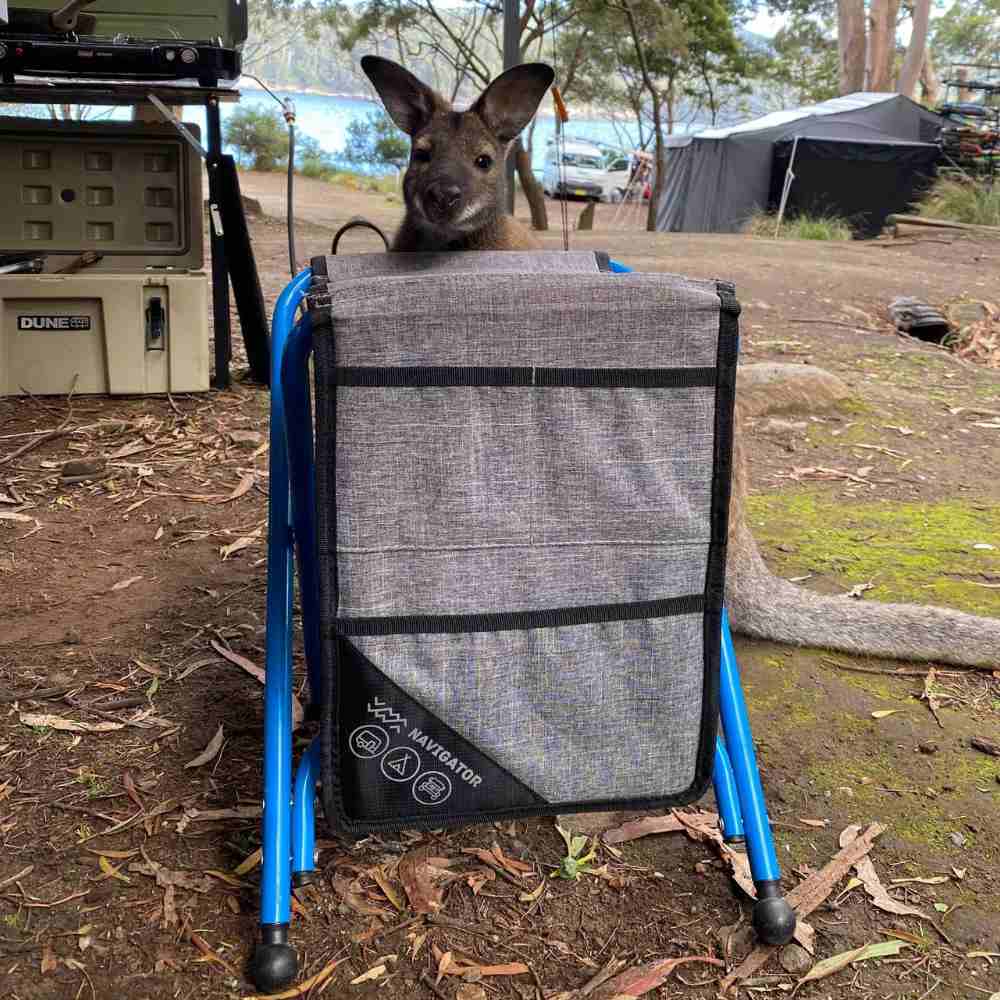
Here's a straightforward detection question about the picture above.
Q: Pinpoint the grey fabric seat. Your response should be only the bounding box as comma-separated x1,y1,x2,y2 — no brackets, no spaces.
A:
305,250,739,834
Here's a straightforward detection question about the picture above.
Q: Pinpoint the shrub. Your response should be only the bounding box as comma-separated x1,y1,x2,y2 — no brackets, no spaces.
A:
341,109,408,172
224,106,287,171
744,209,852,240
919,177,1000,228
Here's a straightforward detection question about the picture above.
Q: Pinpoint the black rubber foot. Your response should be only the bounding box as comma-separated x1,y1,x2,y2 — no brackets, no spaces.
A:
752,884,797,946
251,924,297,994
724,835,746,846
292,870,317,888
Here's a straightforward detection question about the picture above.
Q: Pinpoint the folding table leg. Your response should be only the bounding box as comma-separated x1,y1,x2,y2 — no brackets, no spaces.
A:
718,609,796,945
292,740,321,886
252,271,312,994
713,736,745,843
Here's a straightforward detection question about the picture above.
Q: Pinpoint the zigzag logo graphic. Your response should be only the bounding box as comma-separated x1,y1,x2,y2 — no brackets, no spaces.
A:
367,697,407,733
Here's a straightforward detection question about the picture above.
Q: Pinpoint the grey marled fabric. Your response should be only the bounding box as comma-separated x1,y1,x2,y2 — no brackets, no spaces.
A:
335,386,714,616
311,255,730,805
315,272,721,369
352,613,705,803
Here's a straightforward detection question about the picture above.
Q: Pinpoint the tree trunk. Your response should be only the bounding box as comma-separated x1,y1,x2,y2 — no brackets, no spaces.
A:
868,0,900,92
515,138,548,231
919,47,941,106
837,0,866,95
646,92,665,232
897,0,930,99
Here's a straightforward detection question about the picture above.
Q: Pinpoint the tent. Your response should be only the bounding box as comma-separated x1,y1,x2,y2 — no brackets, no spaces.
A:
656,93,946,236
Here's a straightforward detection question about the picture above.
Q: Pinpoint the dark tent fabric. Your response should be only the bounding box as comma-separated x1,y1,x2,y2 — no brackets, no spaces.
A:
656,93,946,234
768,137,940,238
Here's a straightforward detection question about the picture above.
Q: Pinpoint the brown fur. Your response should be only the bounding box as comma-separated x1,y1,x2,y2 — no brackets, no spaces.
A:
361,55,550,252
361,56,1000,670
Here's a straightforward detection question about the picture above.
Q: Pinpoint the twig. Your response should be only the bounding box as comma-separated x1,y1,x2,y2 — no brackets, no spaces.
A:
819,657,933,679
786,318,881,332
0,428,69,467
426,913,501,943
0,684,78,705
419,972,450,1000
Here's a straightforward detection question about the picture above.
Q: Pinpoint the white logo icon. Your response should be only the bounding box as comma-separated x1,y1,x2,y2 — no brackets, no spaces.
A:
367,696,408,733
348,724,390,759
380,746,421,782
412,771,453,806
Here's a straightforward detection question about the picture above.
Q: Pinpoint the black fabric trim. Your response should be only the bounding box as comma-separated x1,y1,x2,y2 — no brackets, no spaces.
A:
312,255,329,279
690,280,741,797
594,251,612,272
334,595,704,638
326,638,546,835
334,366,716,389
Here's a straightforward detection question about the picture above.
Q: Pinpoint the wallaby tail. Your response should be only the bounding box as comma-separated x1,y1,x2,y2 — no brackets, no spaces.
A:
725,521,1000,669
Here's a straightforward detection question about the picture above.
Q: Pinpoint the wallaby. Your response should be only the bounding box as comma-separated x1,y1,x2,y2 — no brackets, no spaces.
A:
361,56,999,670
360,55,551,252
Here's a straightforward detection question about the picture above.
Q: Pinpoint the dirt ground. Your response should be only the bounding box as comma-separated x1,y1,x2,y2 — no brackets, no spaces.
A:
1,172,998,1000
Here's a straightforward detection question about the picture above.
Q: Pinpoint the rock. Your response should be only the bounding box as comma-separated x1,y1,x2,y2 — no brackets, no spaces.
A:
60,458,106,480
917,740,939,755
737,363,852,418
949,831,967,848
227,429,263,448
779,943,814,976
556,811,620,836
456,986,487,1000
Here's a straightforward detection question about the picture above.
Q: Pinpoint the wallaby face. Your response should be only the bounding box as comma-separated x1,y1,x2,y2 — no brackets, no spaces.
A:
360,55,554,250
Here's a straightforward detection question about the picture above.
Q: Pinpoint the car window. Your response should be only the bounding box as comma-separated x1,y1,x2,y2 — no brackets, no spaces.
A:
562,153,604,169
608,158,629,172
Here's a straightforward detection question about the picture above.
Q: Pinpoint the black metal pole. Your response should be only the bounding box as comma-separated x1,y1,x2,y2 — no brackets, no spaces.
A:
205,94,232,390
502,0,520,215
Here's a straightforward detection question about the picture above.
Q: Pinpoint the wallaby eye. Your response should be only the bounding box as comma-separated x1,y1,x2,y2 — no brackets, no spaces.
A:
412,147,431,163
475,154,493,171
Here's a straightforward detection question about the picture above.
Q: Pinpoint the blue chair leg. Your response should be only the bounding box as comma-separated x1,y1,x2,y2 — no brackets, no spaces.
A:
718,608,796,945
291,739,321,886
252,270,312,994
713,736,745,843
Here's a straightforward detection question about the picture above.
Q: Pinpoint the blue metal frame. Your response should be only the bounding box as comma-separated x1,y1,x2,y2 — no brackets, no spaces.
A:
254,262,791,991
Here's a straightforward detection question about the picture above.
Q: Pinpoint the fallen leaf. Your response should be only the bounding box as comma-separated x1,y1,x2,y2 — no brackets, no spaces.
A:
220,531,260,560
967,951,1000,960
871,709,901,719
110,575,143,592
98,855,130,883
603,812,690,844
847,581,874,599
591,955,724,999
184,724,224,768
519,881,545,903
330,875,394,919
234,848,262,876
890,876,949,886
0,511,34,522
351,963,386,985
189,931,239,977
934,902,949,913
370,866,405,912
398,847,443,914
795,940,907,990
920,667,944,728
217,473,255,503
19,712,124,734
40,942,58,973
953,867,967,881
798,818,828,829
840,826,930,922
210,640,303,729
435,950,453,986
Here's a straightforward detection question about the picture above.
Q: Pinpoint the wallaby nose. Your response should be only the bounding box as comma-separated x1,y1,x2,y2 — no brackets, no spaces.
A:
425,182,462,217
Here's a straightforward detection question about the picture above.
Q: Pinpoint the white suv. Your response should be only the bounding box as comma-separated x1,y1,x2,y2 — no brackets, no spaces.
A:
543,139,610,201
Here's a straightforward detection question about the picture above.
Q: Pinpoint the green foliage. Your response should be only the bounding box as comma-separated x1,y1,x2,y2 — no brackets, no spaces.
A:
224,105,288,171
920,178,1000,227
932,0,1000,67
341,110,409,171
744,210,853,240
552,824,598,880
767,16,838,105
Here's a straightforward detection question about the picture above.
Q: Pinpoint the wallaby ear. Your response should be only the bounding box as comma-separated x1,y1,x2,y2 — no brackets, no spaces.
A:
471,63,555,143
360,55,443,136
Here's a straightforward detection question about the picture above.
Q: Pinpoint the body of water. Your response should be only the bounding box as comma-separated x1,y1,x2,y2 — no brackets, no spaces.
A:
5,87,650,175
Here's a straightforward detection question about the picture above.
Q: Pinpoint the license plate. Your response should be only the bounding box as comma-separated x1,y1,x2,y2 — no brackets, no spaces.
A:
575,188,587,196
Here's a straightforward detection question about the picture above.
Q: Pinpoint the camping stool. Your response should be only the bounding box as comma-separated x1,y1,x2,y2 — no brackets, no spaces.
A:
251,251,796,993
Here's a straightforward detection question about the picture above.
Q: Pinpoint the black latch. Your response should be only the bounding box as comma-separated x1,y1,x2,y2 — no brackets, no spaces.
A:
145,296,165,350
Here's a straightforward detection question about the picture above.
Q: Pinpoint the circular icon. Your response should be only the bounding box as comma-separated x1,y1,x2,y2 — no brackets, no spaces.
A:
380,746,422,782
348,724,390,760
411,770,453,807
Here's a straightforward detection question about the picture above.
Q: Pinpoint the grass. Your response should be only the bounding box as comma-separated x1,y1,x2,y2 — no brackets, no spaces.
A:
298,162,399,195
918,177,1000,227
744,209,853,241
